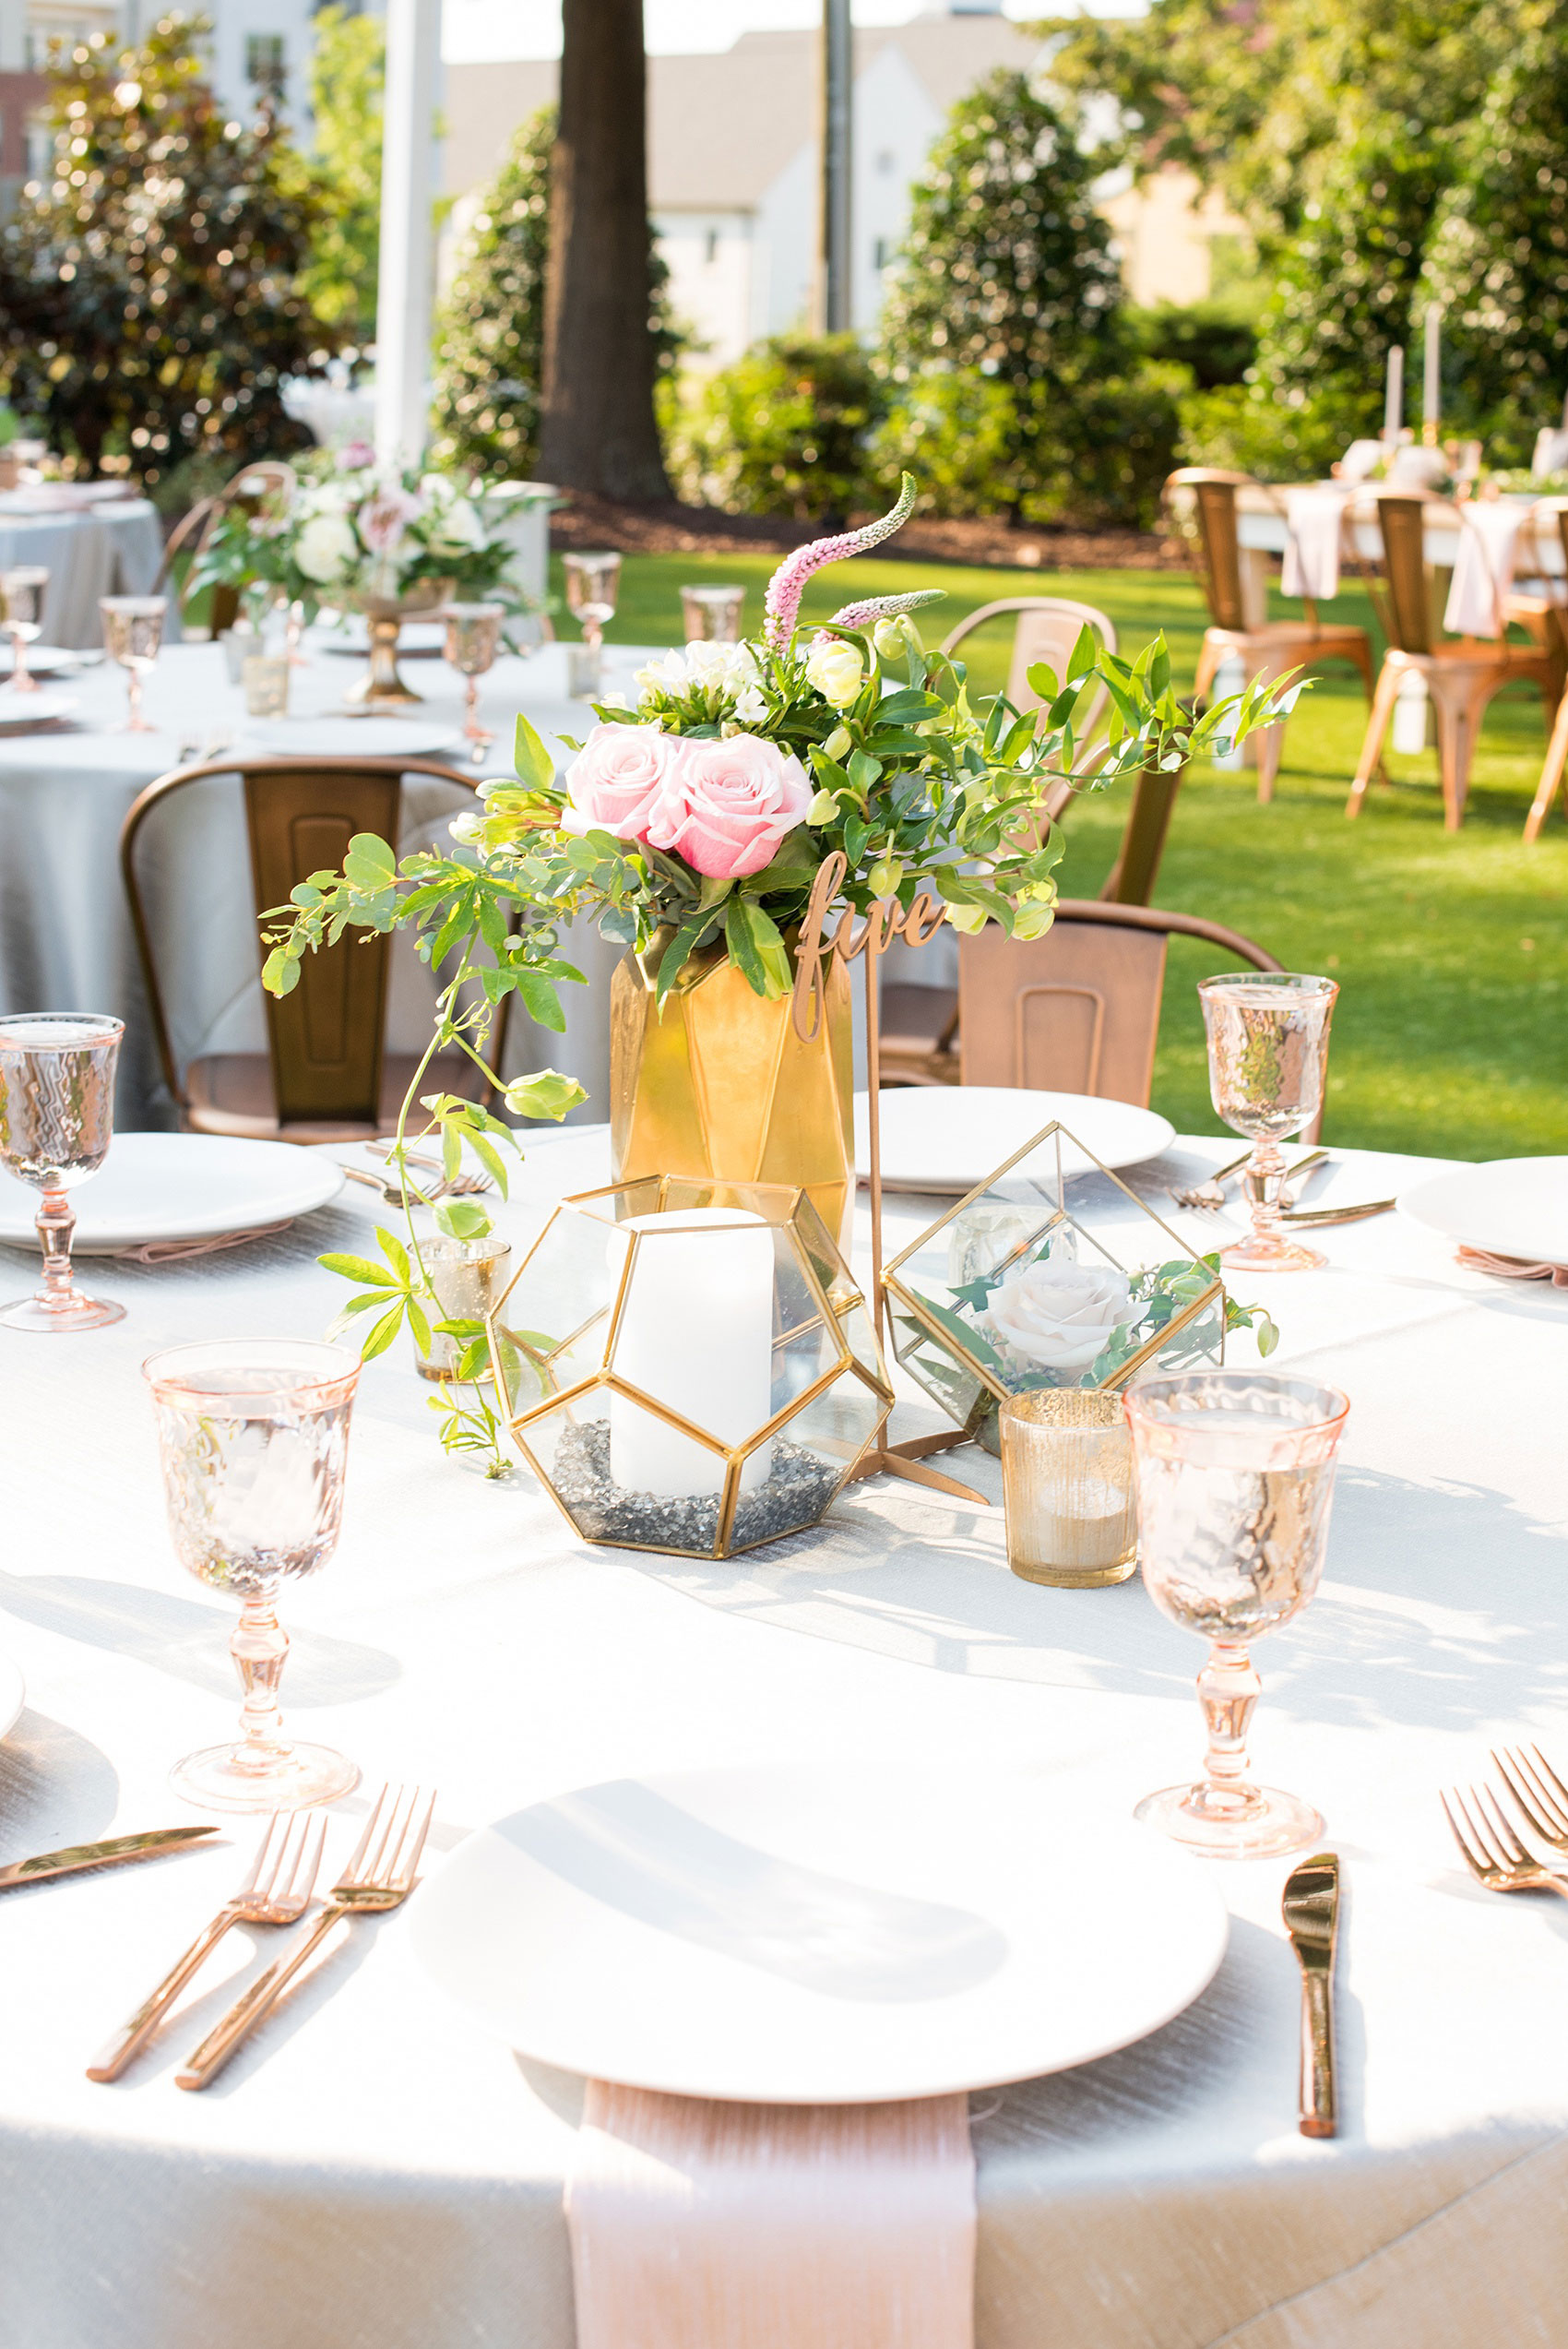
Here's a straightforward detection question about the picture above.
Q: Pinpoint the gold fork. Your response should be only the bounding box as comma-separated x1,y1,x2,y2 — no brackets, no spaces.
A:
1169,1149,1327,1213
1491,1744,1568,1862
1440,1781,1568,1902
87,1810,327,2082
176,1782,436,2091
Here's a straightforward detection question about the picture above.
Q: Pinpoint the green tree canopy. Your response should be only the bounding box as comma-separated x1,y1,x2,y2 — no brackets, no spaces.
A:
293,3,383,344
0,17,327,477
880,67,1123,394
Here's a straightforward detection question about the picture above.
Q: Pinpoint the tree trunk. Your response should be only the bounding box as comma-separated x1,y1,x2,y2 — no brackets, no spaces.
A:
538,0,669,502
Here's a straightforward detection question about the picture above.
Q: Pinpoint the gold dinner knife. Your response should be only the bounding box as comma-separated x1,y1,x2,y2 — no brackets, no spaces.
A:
0,1827,219,1891
1282,1850,1340,2138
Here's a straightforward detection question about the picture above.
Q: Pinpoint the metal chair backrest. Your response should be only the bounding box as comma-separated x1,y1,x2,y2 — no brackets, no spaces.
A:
157,460,299,626
940,596,1118,740
1522,495,1568,611
1345,487,1449,654
957,900,1284,1107
121,755,494,1129
1162,468,1262,632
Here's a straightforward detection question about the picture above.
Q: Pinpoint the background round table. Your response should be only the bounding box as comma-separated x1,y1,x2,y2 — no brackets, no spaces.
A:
0,1129,1563,2348
0,492,167,648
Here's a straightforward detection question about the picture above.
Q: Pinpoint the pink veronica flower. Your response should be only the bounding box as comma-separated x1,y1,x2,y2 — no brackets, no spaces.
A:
647,733,812,879
762,472,918,650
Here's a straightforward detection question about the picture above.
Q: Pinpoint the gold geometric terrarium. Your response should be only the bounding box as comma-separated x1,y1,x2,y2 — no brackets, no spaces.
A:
884,1122,1229,1450
486,1175,893,1559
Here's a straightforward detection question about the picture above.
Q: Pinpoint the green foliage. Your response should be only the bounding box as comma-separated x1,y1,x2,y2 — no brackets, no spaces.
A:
0,19,327,477
432,107,680,481
1176,380,1368,483
880,69,1124,393
1420,17,1568,433
666,335,889,520
293,4,383,341
867,370,1020,518
1019,365,1184,530
1128,301,1256,390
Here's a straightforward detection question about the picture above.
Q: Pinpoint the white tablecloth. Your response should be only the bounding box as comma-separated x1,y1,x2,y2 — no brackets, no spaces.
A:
0,495,166,647
0,640,664,1128
1,1129,1565,2347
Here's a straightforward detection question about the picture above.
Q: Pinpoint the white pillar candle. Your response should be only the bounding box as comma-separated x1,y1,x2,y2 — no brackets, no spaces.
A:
1384,345,1405,443
1423,305,1442,432
609,1210,777,1501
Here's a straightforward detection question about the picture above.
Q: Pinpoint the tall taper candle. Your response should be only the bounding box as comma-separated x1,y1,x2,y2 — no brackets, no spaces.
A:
1423,304,1442,440
1384,345,1405,443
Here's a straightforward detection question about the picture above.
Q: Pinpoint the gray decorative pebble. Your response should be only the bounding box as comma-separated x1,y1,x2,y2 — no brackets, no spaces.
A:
552,1418,840,1554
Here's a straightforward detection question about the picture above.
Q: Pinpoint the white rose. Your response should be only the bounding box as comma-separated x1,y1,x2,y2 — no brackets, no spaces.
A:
984,1259,1137,1377
294,511,358,584
428,495,486,552
805,636,865,709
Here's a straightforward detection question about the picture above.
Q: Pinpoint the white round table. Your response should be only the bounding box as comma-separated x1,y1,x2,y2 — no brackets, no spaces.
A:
0,1129,1563,2347
0,492,166,647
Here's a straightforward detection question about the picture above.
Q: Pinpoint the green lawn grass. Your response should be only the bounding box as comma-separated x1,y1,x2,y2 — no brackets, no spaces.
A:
553,549,1568,1159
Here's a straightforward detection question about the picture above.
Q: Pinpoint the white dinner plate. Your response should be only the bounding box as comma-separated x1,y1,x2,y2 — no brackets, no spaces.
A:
0,1133,344,1255
855,1087,1174,1191
244,716,459,759
0,687,77,731
410,1763,1228,2104
0,1654,24,1744
0,645,76,677
1397,1156,1568,1270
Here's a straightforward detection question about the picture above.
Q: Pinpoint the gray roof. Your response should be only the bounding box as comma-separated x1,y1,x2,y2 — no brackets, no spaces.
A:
441,19,1046,209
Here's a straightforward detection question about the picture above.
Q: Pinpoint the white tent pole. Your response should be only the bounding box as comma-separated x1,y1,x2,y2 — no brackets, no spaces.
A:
374,0,442,470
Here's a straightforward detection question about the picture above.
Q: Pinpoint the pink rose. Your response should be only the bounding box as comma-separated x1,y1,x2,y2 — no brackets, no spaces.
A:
646,733,812,879
360,486,422,557
561,722,685,843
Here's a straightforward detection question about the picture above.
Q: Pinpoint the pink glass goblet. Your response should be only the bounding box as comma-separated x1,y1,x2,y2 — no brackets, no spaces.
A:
1198,972,1337,1272
144,1339,363,1813
0,1011,125,1332
1126,1369,1349,1861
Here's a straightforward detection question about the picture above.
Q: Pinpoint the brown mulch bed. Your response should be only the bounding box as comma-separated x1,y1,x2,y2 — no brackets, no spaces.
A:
549,490,1182,573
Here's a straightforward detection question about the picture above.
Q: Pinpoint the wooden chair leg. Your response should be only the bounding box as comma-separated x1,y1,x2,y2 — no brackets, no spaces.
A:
1526,688,1568,842
1193,636,1222,707
1431,679,1479,831
1347,662,1400,817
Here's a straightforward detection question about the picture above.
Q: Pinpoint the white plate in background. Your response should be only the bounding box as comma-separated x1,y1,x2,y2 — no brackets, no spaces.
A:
244,716,459,759
1397,1157,1568,1270
0,688,77,731
0,1133,344,1255
411,1762,1227,2104
856,1087,1174,1191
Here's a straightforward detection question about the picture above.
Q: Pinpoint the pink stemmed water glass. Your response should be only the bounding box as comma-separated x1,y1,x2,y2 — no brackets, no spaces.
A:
443,600,505,759
99,593,167,732
0,1011,125,1333
0,565,51,692
1126,1369,1349,1861
144,1339,363,1812
1198,972,1338,1272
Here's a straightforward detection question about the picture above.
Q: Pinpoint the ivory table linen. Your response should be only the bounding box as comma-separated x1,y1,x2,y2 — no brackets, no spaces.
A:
0,1131,1565,2348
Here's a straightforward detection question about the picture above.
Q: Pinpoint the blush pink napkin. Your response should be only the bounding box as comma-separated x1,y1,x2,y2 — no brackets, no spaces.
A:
118,1221,292,1265
1443,503,1529,638
566,2083,977,2349
1457,1245,1568,1287
1281,484,1354,603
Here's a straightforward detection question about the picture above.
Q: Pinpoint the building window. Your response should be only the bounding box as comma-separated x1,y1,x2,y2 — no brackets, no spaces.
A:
245,33,286,94
705,228,719,266
873,238,893,271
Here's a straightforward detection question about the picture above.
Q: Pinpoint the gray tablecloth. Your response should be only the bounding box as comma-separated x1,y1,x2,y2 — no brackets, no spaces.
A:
0,1130,1565,2348
0,495,166,647
0,640,663,1127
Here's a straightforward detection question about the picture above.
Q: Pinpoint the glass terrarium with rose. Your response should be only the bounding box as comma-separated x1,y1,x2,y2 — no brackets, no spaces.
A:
884,1120,1278,1454
255,474,1288,1474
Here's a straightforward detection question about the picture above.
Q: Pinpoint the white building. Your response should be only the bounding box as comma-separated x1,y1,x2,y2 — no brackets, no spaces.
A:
441,4,1246,365
0,0,325,134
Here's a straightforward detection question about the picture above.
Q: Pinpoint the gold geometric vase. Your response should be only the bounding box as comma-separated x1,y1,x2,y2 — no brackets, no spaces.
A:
610,938,856,1256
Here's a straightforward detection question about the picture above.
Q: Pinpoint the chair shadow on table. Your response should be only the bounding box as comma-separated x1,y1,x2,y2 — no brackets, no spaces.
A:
628,1464,1568,1737
0,1568,400,1708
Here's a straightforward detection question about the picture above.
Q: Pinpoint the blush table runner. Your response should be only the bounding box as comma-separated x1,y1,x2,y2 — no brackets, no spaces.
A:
567,2085,976,2349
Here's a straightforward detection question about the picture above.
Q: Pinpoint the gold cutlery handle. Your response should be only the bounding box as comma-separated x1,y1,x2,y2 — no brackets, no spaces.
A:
87,1909,239,2082
176,1904,345,2092
1299,1969,1336,2138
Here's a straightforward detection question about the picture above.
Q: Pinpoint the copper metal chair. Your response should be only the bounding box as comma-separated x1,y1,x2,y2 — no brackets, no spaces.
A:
1344,489,1557,830
881,900,1322,1140
1515,498,1568,841
940,596,1118,737
1163,467,1376,803
156,459,298,634
121,755,509,1143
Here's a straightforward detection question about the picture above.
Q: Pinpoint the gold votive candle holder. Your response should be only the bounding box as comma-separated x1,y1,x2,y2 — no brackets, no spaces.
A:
999,1389,1137,1587
418,1235,513,1382
241,650,290,718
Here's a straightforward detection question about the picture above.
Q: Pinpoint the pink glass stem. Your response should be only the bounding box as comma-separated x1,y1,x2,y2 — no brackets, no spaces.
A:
36,1184,80,1308
1190,1639,1264,1823
463,675,489,744
10,631,35,692
1241,1139,1291,1256
231,1594,292,1766
127,669,148,733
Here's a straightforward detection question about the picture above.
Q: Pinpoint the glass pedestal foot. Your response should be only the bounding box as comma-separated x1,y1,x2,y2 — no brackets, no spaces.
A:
0,1289,125,1332
1135,1780,1324,1861
172,1740,360,1814
1218,1233,1325,1274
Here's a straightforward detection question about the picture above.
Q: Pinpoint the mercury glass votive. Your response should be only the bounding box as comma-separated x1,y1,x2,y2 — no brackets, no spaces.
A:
418,1234,513,1382
241,650,290,718
681,583,745,644
999,1389,1137,1587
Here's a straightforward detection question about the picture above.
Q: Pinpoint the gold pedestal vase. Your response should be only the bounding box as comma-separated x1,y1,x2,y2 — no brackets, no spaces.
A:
344,579,455,710
610,938,855,1256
